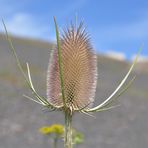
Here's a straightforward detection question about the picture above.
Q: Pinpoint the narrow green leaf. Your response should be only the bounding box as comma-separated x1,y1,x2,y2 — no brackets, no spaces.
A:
54,17,66,108
93,104,120,112
86,48,142,112
23,94,43,105
26,63,51,105
2,20,29,84
80,110,95,117
92,76,136,112
2,20,56,109
26,63,35,91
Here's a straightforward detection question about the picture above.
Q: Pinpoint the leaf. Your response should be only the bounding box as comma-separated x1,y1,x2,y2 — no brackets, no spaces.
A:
2,20,56,109
86,48,142,112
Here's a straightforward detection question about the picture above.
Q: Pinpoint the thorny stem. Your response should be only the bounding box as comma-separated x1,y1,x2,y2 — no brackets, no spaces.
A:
64,109,73,148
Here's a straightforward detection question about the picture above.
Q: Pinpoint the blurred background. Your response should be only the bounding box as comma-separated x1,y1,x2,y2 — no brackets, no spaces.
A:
0,0,148,148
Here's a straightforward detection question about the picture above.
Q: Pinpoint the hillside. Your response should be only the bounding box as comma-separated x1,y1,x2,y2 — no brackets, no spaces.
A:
0,33,148,148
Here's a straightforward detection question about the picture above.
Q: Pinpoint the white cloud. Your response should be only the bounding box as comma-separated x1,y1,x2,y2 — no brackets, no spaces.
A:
131,55,148,62
0,0,52,40
3,13,48,39
105,50,126,61
0,0,89,42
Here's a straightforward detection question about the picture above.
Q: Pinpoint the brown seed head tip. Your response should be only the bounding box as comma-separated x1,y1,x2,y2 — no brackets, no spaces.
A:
47,22,98,110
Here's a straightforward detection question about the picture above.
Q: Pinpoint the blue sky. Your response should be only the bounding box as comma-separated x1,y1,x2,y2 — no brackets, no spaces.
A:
0,0,148,59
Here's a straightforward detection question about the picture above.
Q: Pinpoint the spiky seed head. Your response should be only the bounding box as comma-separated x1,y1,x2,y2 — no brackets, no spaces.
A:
47,23,97,110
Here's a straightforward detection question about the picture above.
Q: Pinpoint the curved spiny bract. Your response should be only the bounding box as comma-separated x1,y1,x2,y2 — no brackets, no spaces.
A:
47,23,97,111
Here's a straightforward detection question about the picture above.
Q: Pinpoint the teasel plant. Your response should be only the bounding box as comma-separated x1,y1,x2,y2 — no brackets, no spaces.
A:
3,17,141,148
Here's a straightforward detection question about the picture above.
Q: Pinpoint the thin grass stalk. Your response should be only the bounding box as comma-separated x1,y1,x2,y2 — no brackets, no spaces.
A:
54,17,66,109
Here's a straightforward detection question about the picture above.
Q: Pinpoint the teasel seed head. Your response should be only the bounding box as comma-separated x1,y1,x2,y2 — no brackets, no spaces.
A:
47,22,98,111
3,18,141,114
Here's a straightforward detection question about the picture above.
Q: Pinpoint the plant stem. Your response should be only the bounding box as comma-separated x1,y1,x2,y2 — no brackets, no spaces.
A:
53,136,58,148
64,109,73,148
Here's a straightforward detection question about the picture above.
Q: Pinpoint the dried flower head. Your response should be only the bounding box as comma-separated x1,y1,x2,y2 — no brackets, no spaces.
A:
47,23,97,110
3,17,141,148
3,18,141,114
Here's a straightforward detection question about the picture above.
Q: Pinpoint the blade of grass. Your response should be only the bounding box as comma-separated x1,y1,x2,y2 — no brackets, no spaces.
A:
90,104,120,112
2,20,29,84
26,63,35,91
23,94,43,105
2,20,56,108
54,17,66,108
86,48,141,112
87,76,136,112
26,63,50,105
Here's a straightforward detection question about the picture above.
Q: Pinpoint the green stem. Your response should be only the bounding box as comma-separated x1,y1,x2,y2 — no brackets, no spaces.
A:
53,136,58,148
54,17,66,108
64,110,73,148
